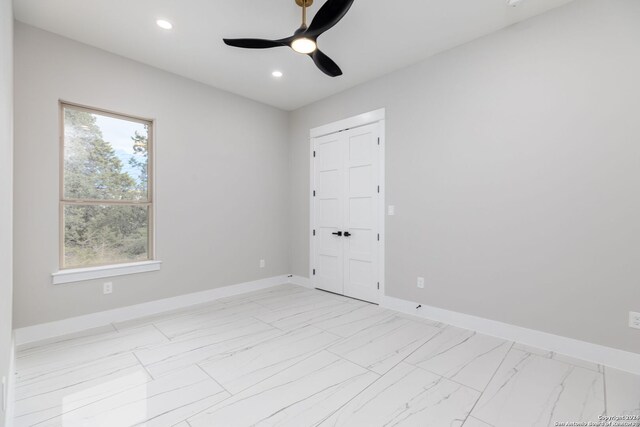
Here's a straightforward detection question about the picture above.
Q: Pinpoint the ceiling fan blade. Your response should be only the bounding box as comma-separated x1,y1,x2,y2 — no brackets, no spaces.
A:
309,49,343,77
223,38,287,49
306,0,354,38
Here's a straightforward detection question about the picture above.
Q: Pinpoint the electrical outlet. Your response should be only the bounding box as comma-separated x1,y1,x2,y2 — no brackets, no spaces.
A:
259,259,266,268
103,282,113,295
417,277,425,289
630,312,640,330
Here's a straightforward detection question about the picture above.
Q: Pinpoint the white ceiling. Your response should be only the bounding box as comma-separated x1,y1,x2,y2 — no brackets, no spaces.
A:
14,0,574,110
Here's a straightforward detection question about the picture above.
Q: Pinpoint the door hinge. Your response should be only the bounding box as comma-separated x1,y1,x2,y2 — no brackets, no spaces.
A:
377,185,380,193
377,282,380,290
313,229,316,236
377,233,380,241
313,190,316,197
377,137,380,145
313,269,316,275
313,150,316,157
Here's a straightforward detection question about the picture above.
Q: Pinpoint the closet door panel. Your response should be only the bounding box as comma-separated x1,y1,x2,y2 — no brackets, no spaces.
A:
343,124,380,303
313,133,345,294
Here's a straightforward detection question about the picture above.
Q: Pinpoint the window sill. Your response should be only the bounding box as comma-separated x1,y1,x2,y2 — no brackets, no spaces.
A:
52,260,162,285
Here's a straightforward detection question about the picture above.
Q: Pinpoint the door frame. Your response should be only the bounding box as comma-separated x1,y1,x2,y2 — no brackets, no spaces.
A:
309,108,386,301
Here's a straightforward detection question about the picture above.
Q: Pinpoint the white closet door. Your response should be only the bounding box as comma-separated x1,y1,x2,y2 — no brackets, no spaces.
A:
342,123,380,303
313,132,344,295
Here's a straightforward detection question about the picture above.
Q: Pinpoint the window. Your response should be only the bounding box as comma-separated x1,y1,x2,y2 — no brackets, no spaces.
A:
60,103,153,269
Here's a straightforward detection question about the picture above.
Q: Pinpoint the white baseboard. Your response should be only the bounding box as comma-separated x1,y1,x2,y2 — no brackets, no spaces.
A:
288,275,313,289
14,275,290,346
380,295,640,376
15,274,640,376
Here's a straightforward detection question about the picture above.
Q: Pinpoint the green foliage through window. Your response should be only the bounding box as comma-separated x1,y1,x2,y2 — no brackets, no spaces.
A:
62,105,152,268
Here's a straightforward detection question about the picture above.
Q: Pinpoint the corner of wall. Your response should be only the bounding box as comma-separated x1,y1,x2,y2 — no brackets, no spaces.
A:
0,0,14,425
285,109,296,277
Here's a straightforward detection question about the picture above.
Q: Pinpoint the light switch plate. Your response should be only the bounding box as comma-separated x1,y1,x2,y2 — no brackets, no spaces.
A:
260,259,266,268
417,277,425,289
388,205,395,216
630,312,640,330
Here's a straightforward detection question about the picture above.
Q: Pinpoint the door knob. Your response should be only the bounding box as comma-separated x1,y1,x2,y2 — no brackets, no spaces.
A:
332,231,343,236
344,232,352,237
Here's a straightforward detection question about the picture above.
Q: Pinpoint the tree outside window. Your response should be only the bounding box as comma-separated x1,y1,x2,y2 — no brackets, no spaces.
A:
61,103,153,269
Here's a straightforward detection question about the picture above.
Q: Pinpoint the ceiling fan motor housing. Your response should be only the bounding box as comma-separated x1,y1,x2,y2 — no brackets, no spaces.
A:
295,0,314,7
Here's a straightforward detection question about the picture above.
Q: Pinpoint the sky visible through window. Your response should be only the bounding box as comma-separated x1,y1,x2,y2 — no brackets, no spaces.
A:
94,114,147,184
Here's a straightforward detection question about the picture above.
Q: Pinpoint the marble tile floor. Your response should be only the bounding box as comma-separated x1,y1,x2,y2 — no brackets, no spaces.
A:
12,284,640,427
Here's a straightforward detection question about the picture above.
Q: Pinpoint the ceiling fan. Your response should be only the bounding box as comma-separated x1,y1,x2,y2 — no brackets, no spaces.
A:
223,0,354,77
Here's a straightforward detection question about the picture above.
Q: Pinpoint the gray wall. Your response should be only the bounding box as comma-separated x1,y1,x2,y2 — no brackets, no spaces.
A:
13,23,290,328
289,0,640,354
0,0,13,424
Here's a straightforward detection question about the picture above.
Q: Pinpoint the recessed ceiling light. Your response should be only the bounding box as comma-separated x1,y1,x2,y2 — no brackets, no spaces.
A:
272,71,284,78
156,19,173,30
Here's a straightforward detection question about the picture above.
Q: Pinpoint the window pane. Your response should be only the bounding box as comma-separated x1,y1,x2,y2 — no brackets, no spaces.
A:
64,204,149,268
63,107,149,201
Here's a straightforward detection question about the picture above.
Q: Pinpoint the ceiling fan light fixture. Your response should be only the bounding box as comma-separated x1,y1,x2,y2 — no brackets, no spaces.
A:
291,37,317,54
